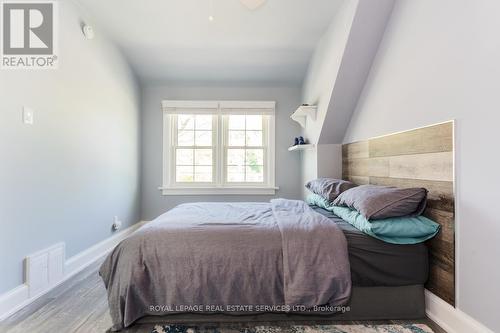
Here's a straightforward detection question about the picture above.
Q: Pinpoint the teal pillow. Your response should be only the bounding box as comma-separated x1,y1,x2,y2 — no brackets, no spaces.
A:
306,193,334,210
331,206,440,244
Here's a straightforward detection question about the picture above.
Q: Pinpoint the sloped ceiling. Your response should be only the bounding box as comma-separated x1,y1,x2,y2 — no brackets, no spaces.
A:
319,0,395,144
76,0,344,84
301,0,395,145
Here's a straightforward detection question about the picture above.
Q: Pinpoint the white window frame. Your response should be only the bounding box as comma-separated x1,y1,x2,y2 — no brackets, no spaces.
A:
159,100,277,195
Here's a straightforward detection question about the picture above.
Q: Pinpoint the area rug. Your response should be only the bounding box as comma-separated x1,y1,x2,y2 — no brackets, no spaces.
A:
151,324,434,333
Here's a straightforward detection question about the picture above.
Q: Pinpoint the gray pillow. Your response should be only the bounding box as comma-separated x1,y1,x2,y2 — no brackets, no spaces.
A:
332,185,428,220
305,178,358,202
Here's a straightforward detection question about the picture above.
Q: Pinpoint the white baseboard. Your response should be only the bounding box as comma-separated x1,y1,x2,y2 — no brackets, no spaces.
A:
425,290,493,333
0,285,29,321
0,221,147,322
64,221,147,278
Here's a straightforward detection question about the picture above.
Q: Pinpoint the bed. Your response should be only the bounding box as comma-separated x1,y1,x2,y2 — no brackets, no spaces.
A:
100,200,429,331
100,121,454,331
101,200,353,331
311,206,428,287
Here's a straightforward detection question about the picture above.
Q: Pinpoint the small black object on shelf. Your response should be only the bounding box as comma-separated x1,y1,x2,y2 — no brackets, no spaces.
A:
291,136,308,147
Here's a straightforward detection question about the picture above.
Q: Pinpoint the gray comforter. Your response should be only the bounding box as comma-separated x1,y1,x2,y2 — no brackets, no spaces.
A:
100,199,351,330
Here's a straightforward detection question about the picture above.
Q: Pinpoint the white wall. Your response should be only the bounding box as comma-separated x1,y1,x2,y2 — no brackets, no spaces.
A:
300,144,342,198
299,0,358,194
140,84,302,220
343,0,500,331
0,1,141,294
299,0,393,195
301,0,358,145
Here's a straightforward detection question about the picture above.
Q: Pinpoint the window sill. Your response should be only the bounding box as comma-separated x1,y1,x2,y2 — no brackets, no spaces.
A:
158,186,279,196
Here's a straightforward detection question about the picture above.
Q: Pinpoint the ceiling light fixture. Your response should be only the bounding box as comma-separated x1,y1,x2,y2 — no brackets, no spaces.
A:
240,0,267,10
208,0,214,22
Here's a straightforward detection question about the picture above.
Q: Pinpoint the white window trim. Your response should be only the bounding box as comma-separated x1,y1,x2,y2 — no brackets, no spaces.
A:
159,100,278,195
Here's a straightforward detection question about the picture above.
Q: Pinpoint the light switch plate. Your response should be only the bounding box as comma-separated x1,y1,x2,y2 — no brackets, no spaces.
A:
23,107,34,125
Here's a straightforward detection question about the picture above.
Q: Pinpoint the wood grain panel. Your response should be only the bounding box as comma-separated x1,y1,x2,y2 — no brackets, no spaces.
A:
426,265,455,305
342,159,369,177
342,141,369,159
388,152,453,182
370,122,453,157
344,176,370,185
424,208,455,244
369,158,390,177
342,121,455,306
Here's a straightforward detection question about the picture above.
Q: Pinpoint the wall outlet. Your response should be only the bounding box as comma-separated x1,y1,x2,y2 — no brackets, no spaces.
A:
23,107,34,125
112,216,122,231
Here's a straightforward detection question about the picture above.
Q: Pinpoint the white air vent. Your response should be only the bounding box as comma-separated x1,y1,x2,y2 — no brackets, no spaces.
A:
25,243,65,297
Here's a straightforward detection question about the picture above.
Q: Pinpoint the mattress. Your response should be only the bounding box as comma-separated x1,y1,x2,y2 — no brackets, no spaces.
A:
311,206,429,287
101,200,352,330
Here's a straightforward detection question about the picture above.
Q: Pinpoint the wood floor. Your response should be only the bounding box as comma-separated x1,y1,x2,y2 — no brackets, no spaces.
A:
0,258,446,333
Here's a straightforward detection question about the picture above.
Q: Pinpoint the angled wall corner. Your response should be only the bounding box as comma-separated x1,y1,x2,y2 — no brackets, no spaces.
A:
301,0,395,146
319,0,395,145
300,144,342,199
301,0,360,146
299,0,394,190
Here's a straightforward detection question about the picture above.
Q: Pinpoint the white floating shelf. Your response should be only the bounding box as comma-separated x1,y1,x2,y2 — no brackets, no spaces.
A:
290,105,317,128
288,144,315,151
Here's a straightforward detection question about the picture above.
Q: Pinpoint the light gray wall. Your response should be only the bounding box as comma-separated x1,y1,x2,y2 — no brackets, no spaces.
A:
141,84,302,220
299,0,358,196
343,0,500,331
301,0,358,145
317,0,394,145
298,0,393,198
0,1,141,294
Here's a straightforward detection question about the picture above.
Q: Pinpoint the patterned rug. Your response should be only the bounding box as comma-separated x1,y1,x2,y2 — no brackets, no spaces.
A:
151,324,434,333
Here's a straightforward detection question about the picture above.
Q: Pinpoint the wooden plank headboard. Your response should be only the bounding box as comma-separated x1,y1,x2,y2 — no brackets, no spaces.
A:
342,121,455,306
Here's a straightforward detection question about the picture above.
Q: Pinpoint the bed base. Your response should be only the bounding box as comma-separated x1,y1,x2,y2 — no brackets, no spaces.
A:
136,285,425,325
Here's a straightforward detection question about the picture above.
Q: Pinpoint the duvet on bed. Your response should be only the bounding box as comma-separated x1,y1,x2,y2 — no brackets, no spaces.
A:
100,199,351,331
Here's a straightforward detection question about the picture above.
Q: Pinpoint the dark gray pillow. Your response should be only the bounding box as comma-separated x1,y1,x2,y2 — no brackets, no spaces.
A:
305,178,358,202
332,185,428,220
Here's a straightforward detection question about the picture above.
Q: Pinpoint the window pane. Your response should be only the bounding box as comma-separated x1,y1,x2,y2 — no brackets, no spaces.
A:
227,166,245,182
194,166,212,182
228,115,245,130
194,149,212,165
246,149,264,166
228,130,245,146
176,149,193,165
246,131,262,146
246,165,263,182
195,130,212,146
246,115,262,130
178,130,194,146
176,166,193,182
227,149,245,166
195,115,212,130
178,115,194,130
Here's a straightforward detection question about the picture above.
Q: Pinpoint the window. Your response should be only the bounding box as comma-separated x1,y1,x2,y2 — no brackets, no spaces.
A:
174,114,215,183
161,100,276,195
225,114,266,183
